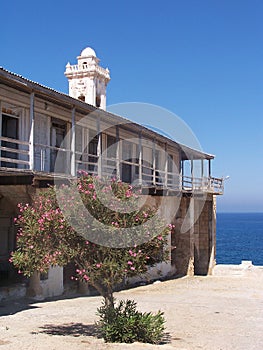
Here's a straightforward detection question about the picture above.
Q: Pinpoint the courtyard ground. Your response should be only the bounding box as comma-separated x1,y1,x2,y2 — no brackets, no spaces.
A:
0,265,262,350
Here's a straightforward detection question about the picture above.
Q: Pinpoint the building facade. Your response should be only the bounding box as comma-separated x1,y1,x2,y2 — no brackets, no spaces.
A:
0,48,223,300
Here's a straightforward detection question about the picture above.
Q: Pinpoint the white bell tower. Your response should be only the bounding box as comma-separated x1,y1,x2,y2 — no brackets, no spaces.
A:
64,47,110,110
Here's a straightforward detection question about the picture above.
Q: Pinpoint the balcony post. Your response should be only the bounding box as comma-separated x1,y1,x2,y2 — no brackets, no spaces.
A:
208,159,211,177
138,131,142,185
0,100,2,161
164,143,168,187
115,125,120,180
152,138,156,186
97,117,102,177
70,107,76,176
29,92,35,170
201,159,204,190
191,158,194,190
181,157,184,190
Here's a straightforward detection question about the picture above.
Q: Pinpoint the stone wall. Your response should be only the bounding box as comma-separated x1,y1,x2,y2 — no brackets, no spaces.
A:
0,184,217,300
172,194,216,276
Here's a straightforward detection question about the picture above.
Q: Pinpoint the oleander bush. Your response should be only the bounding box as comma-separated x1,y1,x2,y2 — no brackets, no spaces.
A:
11,173,172,307
11,173,172,343
97,299,166,344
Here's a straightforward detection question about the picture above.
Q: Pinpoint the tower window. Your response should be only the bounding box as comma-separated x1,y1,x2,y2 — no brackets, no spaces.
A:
78,95,85,102
96,95,101,107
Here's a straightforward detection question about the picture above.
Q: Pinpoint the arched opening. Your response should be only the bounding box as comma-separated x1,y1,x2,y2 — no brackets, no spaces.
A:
78,95,85,102
96,95,101,108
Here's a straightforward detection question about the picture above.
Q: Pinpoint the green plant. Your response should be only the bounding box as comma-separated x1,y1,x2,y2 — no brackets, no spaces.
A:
97,299,166,344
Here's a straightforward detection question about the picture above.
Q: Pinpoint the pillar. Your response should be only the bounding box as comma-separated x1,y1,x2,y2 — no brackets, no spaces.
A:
29,92,34,170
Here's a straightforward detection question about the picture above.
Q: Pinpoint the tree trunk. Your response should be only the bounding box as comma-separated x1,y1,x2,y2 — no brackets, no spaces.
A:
93,281,114,308
27,271,43,299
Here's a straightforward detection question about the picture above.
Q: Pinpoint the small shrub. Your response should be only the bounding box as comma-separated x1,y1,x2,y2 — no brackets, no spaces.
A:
97,299,166,344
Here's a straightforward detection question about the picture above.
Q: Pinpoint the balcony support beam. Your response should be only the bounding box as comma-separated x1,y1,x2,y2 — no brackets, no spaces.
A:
191,158,194,190
152,138,156,186
164,143,168,188
97,117,102,177
0,100,2,161
115,125,120,180
29,92,35,170
138,131,142,185
70,107,76,176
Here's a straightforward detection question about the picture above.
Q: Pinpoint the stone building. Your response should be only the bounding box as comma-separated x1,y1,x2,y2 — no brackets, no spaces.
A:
0,47,223,300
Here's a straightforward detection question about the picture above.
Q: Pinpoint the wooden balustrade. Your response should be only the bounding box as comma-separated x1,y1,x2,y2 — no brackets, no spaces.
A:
0,139,223,194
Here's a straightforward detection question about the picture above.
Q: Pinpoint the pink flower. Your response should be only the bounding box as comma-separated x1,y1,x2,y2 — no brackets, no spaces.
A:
127,261,133,265
125,190,132,198
157,235,163,241
96,263,101,268
130,267,135,271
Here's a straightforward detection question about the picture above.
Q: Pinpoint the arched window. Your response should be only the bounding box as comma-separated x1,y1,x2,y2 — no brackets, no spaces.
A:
78,95,85,102
96,95,101,107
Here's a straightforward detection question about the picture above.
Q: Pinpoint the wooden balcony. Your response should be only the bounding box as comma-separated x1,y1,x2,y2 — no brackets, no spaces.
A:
0,137,224,195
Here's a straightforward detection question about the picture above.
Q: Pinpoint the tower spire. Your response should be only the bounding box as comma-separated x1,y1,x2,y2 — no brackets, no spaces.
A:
64,47,110,110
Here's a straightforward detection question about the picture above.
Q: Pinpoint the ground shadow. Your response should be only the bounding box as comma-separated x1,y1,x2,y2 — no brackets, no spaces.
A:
0,293,99,317
39,322,101,338
0,299,39,316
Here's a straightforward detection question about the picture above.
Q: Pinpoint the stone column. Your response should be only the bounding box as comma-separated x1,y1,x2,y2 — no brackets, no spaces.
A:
173,196,195,276
208,195,217,275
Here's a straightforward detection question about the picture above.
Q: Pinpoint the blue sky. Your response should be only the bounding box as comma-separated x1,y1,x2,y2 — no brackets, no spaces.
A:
1,0,262,212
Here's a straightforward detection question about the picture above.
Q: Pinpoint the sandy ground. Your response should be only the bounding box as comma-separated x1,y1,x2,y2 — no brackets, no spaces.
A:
0,267,263,350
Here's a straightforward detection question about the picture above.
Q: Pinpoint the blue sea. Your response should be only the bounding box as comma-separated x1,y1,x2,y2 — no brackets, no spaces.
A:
216,213,263,266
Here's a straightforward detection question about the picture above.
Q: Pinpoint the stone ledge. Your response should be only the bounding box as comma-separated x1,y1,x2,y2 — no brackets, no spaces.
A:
213,261,263,276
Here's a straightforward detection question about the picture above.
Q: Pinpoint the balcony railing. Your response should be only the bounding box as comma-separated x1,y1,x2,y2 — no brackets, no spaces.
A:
0,136,30,169
0,139,224,194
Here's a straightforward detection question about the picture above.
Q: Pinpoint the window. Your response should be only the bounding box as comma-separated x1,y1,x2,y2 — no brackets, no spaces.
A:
1,114,19,168
105,135,117,177
121,140,133,183
88,130,99,173
106,135,117,159
96,95,101,108
50,119,66,173
168,154,173,173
